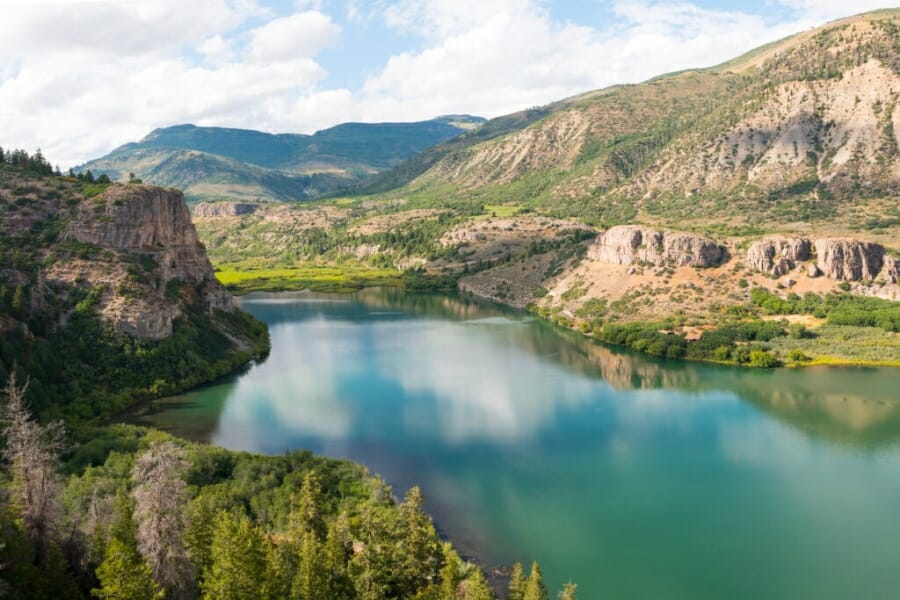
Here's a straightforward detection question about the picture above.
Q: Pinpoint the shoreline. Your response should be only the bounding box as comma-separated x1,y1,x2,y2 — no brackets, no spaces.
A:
219,271,899,369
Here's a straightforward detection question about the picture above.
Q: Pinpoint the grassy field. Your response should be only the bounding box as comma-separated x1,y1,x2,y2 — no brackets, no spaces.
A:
215,265,403,294
484,204,523,217
767,325,900,367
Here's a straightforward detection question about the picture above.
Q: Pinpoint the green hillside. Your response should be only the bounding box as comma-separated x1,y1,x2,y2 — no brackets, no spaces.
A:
357,10,900,237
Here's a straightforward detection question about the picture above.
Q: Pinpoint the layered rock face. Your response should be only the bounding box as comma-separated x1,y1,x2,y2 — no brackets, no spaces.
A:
193,201,259,218
63,185,233,338
746,237,811,276
814,239,884,281
746,235,893,282
588,225,725,268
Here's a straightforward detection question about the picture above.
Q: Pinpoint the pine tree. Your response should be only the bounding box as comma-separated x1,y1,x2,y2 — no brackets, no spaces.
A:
184,494,217,590
291,470,325,541
323,512,353,599
291,530,328,600
349,506,392,600
461,567,494,600
508,562,526,600
202,511,267,600
92,538,164,600
558,582,577,600
264,539,296,600
439,543,462,600
523,561,548,600
397,486,443,594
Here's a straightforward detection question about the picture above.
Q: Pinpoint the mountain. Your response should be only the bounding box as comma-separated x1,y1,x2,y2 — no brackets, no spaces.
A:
79,116,485,202
367,9,900,237
0,157,268,420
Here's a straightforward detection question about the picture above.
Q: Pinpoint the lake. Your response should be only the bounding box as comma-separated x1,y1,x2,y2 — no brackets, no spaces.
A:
124,289,900,599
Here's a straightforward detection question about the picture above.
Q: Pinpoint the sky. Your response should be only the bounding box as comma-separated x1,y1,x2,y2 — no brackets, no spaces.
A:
0,0,896,167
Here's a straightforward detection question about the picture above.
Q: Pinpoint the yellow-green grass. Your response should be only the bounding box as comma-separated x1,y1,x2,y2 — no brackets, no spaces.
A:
484,204,523,217
215,265,403,294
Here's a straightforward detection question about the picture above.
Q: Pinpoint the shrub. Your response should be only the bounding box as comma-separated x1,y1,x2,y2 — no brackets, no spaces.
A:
749,349,778,368
787,349,811,363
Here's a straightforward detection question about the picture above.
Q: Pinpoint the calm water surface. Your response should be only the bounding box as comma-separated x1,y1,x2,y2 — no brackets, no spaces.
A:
125,289,900,599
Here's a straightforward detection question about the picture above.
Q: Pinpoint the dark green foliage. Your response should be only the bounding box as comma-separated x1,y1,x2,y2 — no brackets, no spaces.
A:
0,304,268,422
595,323,688,360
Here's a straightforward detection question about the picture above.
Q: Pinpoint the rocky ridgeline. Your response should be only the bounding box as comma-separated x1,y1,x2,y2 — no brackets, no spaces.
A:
587,225,726,268
747,236,899,283
193,201,259,218
59,186,233,338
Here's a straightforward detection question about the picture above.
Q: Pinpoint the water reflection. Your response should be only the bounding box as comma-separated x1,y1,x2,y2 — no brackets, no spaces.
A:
126,289,900,451
121,289,900,599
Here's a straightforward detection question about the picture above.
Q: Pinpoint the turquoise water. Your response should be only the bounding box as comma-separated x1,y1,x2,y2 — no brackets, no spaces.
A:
127,289,900,599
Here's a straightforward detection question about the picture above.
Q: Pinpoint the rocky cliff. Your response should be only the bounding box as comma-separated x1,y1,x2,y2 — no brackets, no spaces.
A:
53,186,233,339
747,235,894,283
587,225,726,268
193,201,260,218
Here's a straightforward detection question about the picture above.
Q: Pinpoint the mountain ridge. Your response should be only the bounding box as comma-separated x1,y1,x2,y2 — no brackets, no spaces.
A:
79,115,485,202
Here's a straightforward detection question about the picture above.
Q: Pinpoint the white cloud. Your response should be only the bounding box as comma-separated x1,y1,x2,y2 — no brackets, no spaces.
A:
0,0,896,168
0,2,340,166
248,11,339,62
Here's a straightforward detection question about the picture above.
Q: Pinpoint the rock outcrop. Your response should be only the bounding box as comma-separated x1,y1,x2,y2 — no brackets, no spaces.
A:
62,185,233,338
882,255,900,284
743,235,896,283
588,225,726,268
746,237,811,276
814,239,884,282
193,201,259,218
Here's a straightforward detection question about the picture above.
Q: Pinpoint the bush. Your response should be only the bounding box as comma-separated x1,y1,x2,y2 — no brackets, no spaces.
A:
787,349,811,363
749,349,778,368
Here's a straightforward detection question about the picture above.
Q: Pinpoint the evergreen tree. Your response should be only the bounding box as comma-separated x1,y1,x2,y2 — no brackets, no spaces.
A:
264,539,296,600
349,506,393,600
523,561,548,600
202,511,267,600
184,494,217,590
397,486,444,594
92,538,164,600
291,470,325,540
323,512,353,599
461,567,494,600
508,562,526,600
291,530,328,600
558,582,577,600
439,543,462,600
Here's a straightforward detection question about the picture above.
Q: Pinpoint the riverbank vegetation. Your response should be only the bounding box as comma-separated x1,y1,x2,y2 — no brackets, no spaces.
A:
0,376,571,599
535,288,900,368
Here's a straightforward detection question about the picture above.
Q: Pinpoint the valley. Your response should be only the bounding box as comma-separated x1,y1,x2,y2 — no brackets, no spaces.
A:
2,5,900,600
187,10,900,368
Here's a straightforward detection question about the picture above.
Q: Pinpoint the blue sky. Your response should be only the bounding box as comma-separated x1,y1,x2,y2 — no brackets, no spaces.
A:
0,0,895,166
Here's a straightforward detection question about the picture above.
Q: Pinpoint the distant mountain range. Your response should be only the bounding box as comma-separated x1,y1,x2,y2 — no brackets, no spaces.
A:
79,115,485,202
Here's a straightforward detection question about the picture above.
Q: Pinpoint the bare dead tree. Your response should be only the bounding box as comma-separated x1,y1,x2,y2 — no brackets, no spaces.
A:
131,440,193,598
0,373,65,564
